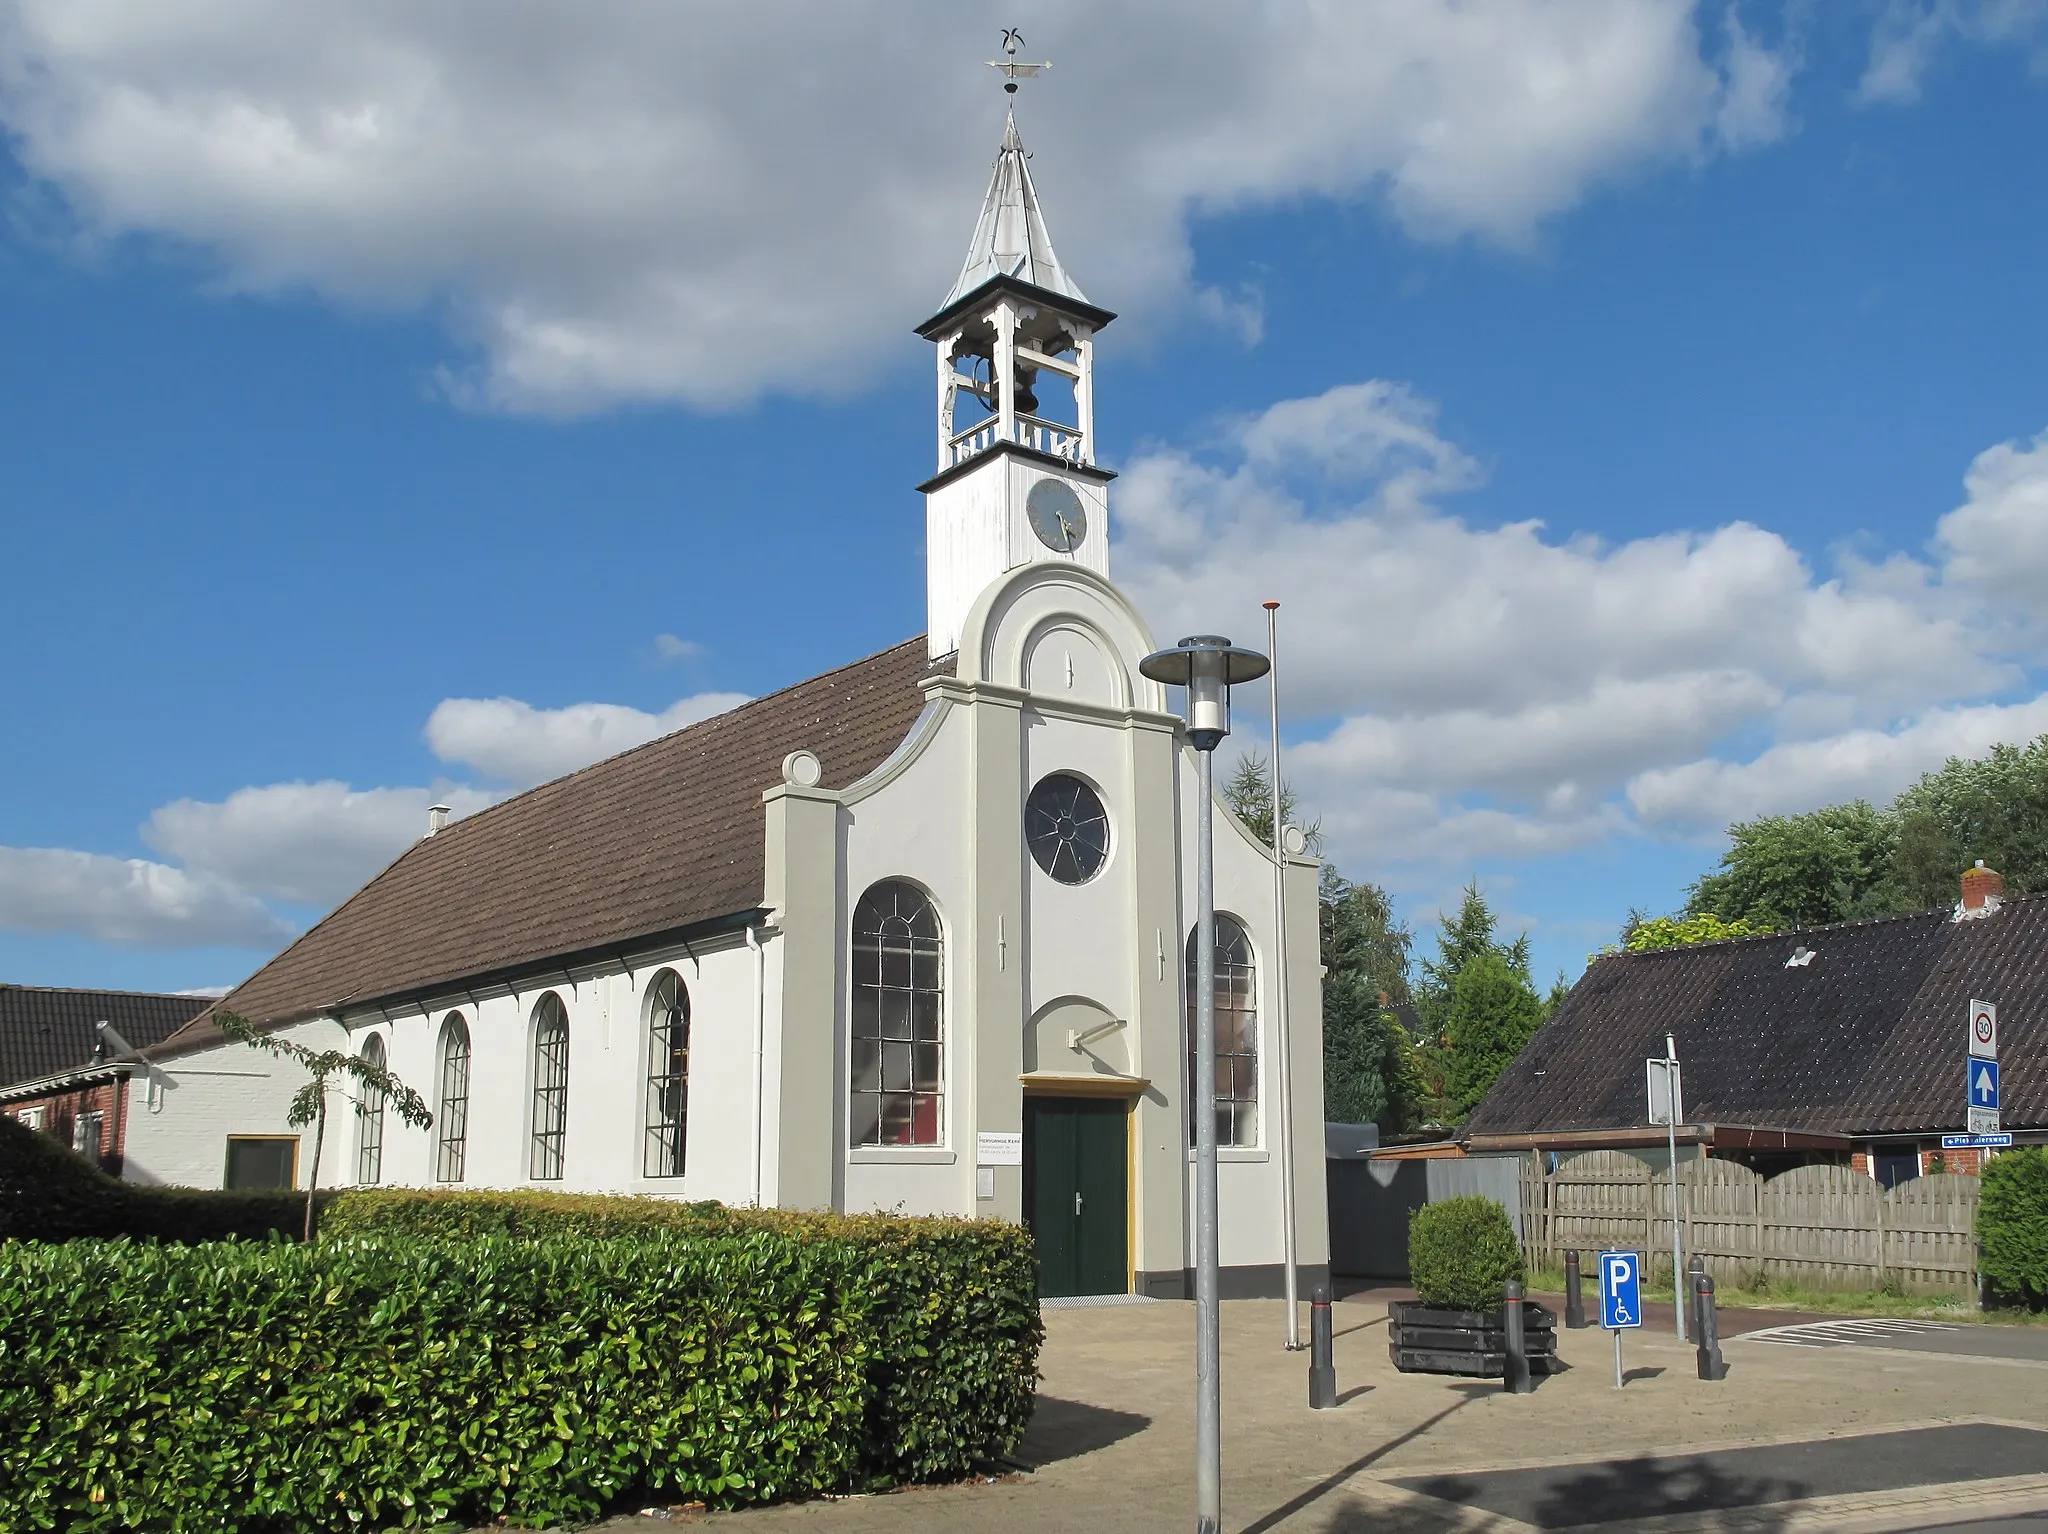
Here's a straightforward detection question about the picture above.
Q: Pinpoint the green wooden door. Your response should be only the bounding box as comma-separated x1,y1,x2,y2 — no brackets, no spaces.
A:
1024,1096,1128,1298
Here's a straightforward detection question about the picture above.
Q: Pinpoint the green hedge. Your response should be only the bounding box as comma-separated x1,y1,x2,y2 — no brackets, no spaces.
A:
321,1189,1043,1486
0,1191,1042,1530
1979,1145,2048,1307
1409,1194,1525,1311
0,1111,303,1243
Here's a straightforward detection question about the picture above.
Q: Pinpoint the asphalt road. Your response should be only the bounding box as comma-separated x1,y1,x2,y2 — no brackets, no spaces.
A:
1735,1317,2048,1362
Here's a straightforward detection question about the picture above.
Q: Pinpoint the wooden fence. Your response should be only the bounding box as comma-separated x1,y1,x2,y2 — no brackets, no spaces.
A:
1518,1150,1979,1297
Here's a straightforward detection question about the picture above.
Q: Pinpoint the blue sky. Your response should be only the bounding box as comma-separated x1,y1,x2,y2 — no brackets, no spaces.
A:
3,3,2047,994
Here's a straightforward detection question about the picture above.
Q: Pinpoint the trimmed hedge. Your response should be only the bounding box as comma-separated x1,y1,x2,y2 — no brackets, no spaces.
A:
1979,1145,2048,1307
0,1190,1042,1530
1409,1194,1525,1311
0,1110,303,1243
321,1189,1043,1487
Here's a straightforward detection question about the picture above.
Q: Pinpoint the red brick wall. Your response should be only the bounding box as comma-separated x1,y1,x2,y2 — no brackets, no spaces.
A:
4,1078,130,1175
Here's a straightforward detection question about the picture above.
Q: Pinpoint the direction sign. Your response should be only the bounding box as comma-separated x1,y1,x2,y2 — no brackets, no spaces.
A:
1599,1250,1642,1330
1942,1133,2013,1149
1971,1058,2001,1111
1969,999,1998,1061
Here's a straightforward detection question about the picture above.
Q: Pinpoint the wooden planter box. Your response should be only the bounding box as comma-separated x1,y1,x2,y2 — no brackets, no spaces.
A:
1388,1300,1559,1378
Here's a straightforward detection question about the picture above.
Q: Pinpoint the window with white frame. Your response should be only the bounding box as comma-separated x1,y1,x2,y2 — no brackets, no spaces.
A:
355,1034,387,1185
435,1012,471,1183
1186,914,1258,1148
643,970,691,1178
849,880,944,1146
72,1108,106,1159
15,1106,45,1132
529,994,570,1180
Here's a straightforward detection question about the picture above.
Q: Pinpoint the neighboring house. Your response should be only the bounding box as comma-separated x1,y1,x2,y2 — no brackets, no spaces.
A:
1462,866,2044,1184
0,985,211,1176
129,107,1329,1301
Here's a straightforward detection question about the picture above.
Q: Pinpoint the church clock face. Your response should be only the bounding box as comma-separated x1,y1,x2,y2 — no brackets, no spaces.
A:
1025,478,1087,553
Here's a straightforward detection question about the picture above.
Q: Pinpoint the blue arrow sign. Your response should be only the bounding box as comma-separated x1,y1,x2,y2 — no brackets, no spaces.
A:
1599,1250,1642,1330
1970,1059,2001,1110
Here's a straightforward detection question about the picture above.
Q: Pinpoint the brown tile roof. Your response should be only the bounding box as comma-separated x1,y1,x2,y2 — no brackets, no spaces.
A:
1464,896,2048,1141
0,986,212,1088
157,637,943,1058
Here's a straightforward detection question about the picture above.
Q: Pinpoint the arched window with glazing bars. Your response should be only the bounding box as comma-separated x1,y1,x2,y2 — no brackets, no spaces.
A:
529,994,570,1180
1186,915,1258,1148
850,880,944,1146
644,970,690,1178
355,1033,387,1185
435,1012,471,1183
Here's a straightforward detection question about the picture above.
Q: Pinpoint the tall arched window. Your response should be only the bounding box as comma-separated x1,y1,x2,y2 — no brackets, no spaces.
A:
355,1033,387,1185
1186,915,1258,1148
529,994,570,1180
644,970,690,1178
850,880,943,1146
435,1012,471,1183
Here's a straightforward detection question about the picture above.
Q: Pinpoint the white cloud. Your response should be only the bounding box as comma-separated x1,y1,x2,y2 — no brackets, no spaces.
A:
653,634,704,664
424,690,748,786
0,2,1790,412
1858,0,2048,105
0,845,290,947
144,781,498,907
1116,380,2048,872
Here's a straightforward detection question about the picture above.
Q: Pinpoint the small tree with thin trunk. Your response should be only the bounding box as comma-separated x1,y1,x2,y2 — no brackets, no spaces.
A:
217,1009,431,1240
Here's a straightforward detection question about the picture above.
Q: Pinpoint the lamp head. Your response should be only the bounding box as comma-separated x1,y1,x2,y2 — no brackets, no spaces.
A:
1140,634,1270,752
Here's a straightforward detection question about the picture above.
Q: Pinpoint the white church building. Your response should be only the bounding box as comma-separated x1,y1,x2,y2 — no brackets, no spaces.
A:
129,108,1329,1300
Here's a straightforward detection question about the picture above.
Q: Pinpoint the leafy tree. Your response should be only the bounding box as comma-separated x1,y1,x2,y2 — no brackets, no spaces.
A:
1320,868,1421,1130
1687,801,1891,930
1221,752,1319,851
218,1010,432,1240
1614,912,1761,952
1889,737,2048,902
1441,950,1548,1118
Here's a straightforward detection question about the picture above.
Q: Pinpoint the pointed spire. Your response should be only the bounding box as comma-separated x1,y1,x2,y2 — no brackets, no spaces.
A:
940,109,1090,311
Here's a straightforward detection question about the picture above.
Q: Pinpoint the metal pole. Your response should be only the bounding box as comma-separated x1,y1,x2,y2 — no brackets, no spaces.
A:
1613,1327,1624,1389
1264,600,1301,1351
1194,746,1222,1534
1666,1033,1685,1342
1308,1283,1336,1408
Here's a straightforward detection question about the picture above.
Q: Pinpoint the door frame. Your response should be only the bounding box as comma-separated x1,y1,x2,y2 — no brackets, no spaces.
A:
1021,1073,1147,1295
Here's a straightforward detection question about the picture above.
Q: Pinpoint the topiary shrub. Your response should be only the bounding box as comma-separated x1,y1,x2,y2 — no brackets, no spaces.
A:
1979,1145,2048,1308
1408,1194,1525,1311
0,1111,305,1243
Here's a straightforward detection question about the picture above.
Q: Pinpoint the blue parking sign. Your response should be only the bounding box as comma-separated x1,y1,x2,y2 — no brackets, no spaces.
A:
1599,1250,1642,1330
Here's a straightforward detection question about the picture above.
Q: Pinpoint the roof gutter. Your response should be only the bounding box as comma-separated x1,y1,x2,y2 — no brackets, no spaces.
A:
0,1062,129,1104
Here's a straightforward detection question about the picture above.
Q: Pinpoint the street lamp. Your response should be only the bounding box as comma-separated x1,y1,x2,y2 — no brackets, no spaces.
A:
1140,632,1270,1534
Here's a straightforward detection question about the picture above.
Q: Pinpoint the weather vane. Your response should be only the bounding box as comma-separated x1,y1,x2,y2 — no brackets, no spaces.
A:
988,28,1049,94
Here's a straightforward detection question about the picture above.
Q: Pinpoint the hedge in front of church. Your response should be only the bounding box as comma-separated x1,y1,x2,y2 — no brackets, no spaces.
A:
0,1217,1038,1532
321,1188,1044,1487
0,1110,304,1244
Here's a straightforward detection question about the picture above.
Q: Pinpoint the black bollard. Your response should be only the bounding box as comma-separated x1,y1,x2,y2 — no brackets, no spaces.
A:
1308,1283,1337,1409
1687,1252,1705,1336
1503,1279,1532,1394
1564,1250,1586,1329
1695,1274,1725,1381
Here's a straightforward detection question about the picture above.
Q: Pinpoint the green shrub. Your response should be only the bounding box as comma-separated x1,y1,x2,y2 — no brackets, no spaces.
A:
322,1188,1043,1485
0,1111,304,1243
1979,1145,2048,1307
1408,1194,1525,1311
0,1219,1041,1531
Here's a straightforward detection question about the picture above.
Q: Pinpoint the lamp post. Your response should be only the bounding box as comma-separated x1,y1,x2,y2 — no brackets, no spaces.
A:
1140,633,1270,1534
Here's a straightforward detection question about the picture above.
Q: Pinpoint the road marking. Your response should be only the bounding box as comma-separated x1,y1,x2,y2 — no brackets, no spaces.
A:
1741,1318,1959,1348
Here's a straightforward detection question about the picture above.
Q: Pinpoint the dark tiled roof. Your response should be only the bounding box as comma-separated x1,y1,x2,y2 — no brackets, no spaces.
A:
158,638,943,1057
1465,898,2048,1139
0,986,210,1088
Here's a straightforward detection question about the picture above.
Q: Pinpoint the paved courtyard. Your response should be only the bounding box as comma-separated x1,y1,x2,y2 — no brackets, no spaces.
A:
614,1295,2048,1533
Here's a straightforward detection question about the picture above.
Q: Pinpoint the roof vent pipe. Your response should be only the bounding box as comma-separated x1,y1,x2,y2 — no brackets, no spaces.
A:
426,804,451,838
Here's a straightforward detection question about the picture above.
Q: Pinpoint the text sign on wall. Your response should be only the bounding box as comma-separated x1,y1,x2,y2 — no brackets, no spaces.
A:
1969,999,1998,1061
976,1131,1023,1167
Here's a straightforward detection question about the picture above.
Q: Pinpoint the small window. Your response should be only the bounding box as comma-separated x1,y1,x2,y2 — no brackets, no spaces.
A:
529,994,570,1180
1187,915,1259,1148
435,1013,471,1183
72,1109,106,1159
644,970,691,1178
225,1135,298,1189
1025,773,1111,884
355,1034,387,1185
15,1106,45,1132
850,880,944,1146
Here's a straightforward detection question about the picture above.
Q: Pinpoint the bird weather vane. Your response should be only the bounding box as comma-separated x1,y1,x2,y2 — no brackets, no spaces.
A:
989,28,1049,94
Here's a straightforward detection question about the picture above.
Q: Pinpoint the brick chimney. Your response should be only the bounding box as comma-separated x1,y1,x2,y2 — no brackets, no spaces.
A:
1960,860,2005,914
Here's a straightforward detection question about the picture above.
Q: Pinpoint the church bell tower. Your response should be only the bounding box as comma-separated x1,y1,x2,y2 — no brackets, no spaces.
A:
916,105,1116,660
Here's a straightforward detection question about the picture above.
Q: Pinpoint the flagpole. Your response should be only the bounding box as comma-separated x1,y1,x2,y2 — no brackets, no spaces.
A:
1264,600,1302,1351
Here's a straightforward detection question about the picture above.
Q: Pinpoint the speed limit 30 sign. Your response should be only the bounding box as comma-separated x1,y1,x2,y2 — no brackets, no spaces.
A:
1969,999,1998,1062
